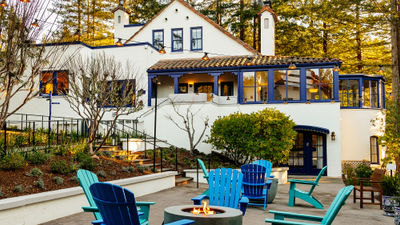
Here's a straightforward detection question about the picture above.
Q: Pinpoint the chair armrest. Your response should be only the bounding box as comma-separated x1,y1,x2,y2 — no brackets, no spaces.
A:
91,219,104,225
165,219,195,225
269,175,275,178
265,218,317,225
136,201,156,205
82,206,98,212
268,210,324,222
192,195,208,205
288,179,317,185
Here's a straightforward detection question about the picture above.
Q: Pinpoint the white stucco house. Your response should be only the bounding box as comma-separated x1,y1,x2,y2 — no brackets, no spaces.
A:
11,0,385,177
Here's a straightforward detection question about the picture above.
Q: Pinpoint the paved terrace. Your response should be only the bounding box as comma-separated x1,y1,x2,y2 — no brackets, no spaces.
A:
41,179,392,225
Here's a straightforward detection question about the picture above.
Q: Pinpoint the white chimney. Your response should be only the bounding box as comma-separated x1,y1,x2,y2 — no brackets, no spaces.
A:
259,9,275,56
113,6,130,44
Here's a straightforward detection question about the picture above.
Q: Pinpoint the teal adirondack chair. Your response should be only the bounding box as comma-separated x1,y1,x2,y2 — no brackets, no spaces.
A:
77,169,155,224
288,166,328,209
191,168,249,215
197,158,209,195
90,182,194,225
265,185,354,225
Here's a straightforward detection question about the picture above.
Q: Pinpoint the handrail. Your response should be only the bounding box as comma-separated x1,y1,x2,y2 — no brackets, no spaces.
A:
136,98,169,119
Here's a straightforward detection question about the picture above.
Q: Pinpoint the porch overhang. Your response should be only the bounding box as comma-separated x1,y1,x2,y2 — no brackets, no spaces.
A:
294,125,330,135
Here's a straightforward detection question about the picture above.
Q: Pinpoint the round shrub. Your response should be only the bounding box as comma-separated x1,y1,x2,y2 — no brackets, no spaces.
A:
26,151,50,165
80,157,96,170
28,167,43,177
53,176,64,185
14,185,23,193
34,178,45,189
0,153,25,170
97,170,107,178
355,164,373,178
50,160,71,175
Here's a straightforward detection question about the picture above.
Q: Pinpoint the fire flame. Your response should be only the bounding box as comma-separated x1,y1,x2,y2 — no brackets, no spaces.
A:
191,201,215,215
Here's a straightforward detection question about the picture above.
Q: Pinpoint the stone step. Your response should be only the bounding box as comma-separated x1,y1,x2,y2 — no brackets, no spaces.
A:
131,159,152,164
175,177,193,186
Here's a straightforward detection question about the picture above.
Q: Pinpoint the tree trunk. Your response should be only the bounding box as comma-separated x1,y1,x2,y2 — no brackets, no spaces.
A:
392,0,400,102
356,3,362,71
322,22,328,57
239,0,245,41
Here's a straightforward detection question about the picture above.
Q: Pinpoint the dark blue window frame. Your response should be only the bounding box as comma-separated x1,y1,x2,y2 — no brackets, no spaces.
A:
272,69,301,103
40,70,69,96
171,28,183,52
105,79,136,108
152,29,164,51
190,27,202,51
370,136,379,164
306,68,334,102
339,76,383,109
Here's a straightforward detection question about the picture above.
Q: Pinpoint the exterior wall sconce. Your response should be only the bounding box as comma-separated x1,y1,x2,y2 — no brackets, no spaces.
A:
0,0,8,7
331,131,336,141
158,46,166,54
245,57,253,66
74,29,81,38
377,65,384,73
333,65,340,72
115,38,123,46
31,19,39,27
306,100,310,104
202,52,210,61
288,62,297,70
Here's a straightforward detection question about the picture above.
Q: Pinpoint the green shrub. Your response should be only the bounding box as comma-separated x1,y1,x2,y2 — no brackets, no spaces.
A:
26,151,50,165
34,178,45,189
70,176,79,184
50,160,71,175
382,174,400,196
53,176,64,185
0,153,25,170
206,108,296,166
98,151,112,157
14,185,23,193
97,170,107,178
110,170,117,176
122,166,134,172
54,146,67,156
0,188,3,197
80,157,96,170
28,167,43,177
137,165,145,173
355,164,373,178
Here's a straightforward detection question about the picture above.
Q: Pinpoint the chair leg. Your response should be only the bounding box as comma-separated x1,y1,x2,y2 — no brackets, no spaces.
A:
371,191,374,203
379,191,383,210
360,190,363,208
353,189,356,203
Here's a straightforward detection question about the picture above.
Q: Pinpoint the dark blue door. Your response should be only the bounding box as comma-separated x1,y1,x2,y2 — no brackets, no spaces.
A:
288,131,327,175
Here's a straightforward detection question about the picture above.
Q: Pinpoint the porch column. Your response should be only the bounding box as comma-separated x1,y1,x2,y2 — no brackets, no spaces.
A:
210,73,222,96
169,74,182,94
148,75,156,106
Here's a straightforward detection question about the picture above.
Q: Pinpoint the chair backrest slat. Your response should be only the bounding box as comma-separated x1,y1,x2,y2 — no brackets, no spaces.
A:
371,169,385,188
241,164,266,198
321,185,354,225
90,182,141,225
309,166,328,194
208,168,243,209
77,169,101,220
252,160,272,178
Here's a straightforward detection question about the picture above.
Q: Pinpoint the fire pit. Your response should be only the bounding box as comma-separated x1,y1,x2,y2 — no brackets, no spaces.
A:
164,202,242,225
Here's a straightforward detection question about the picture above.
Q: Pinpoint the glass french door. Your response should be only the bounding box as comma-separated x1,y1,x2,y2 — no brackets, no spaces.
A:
288,131,327,175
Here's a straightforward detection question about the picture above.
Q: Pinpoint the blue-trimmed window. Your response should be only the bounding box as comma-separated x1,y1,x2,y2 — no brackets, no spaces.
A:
370,136,379,164
152,30,164,51
364,79,378,108
171,28,183,52
242,71,268,102
191,27,202,51
105,79,136,107
306,68,333,101
40,70,69,95
273,70,300,101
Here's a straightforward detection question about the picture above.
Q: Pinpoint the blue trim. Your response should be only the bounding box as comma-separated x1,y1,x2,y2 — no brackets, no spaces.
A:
38,41,159,51
382,81,386,108
152,29,164,51
294,125,330,134
333,70,339,101
171,28,183,52
300,68,307,101
124,23,145,28
370,136,379,164
190,27,203,51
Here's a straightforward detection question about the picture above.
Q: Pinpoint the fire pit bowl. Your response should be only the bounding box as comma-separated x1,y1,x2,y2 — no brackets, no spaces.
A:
164,205,242,225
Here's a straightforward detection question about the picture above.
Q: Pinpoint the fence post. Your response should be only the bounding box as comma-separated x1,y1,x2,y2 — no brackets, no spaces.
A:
20,114,23,130
175,147,178,172
3,121,7,154
25,114,28,129
160,148,163,173
41,116,44,129
126,131,129,156
32,122,35,146
196,159,199,188
56,121,60,145
28,122,31,145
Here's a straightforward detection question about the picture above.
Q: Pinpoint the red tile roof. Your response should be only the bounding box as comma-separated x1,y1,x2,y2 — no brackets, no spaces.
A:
258,6,278,22
112,5,131,15
124,0,259,55
148,55,340,71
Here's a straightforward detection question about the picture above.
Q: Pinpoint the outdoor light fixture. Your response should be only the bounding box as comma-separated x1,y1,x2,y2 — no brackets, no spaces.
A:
0,0,8,7
31,19,39,27
202,52,210,61
158,46,166,54
20,0,31,2
331,131,336,141
116,38,123,46
74,29,81,38
245,57,253,66
333,65,340,72
377,65,384,73
288,62,297,69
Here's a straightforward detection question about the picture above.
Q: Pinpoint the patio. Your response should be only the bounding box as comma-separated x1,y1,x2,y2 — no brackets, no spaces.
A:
41,178,392,225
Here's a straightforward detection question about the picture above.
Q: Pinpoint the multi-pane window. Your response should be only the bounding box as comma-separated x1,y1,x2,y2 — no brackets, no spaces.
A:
106,79,136,107
242,71,268,102
370,136,379,164
339,79,360,107
306,68,333,100
191,27,202,51
339,77,383,108
171,28,183,52
364,80,378,108
289,132,304,167
274,70,300,101
153,30,164,50
40,71,69,95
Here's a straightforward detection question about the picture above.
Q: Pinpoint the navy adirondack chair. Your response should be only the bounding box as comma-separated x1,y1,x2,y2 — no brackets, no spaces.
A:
197,158,209,196
288,166,328,209
241,164,269,210
265,185,354,225
90,182,194,225
77,169,155,223
191,168,249,215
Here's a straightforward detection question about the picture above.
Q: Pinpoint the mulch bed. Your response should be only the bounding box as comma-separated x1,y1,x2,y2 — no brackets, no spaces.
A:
0,154,146,199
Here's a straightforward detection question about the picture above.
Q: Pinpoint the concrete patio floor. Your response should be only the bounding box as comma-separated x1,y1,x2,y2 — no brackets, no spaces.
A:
41,180,393,225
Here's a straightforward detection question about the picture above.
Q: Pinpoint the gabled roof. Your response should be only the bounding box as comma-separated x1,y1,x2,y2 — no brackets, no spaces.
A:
148,55,341,72
124,0,259,55
257,6,278,22
112,5,131,15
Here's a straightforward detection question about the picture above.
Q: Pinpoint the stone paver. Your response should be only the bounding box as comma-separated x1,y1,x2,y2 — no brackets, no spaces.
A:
41,181,393,225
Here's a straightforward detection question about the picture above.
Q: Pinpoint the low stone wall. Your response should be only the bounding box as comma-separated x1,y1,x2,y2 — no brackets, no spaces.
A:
184,167,289,184
0,171,177,225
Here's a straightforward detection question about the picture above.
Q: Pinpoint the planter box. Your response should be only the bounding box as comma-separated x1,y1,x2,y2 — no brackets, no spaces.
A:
121,138,144,152
184,167,289,185
0,171,177,225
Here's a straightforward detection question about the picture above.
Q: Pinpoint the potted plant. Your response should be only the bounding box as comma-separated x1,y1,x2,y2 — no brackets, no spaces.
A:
382,174,400,217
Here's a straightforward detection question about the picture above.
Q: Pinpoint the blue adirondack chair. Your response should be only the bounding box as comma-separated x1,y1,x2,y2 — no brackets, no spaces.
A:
288,166,328,209
265,185,354,225
252,160,274,179
90,182,194,225
77,169,155,223
197,158,209,195
191,168,249,215
241,164,269,210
